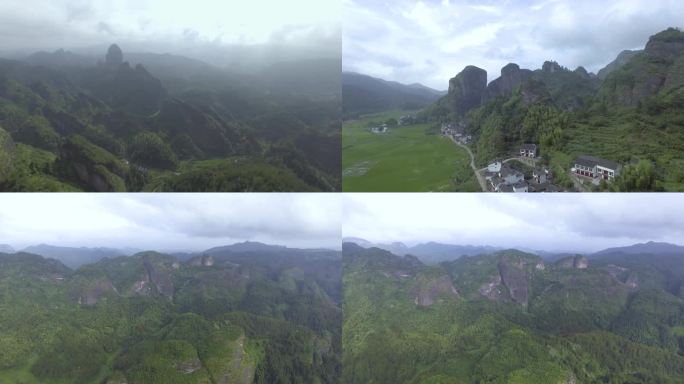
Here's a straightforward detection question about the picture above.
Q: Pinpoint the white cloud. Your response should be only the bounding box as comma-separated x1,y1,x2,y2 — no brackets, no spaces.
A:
344,0,684,89
0,0,340,52
343,194,684,253
0,194,341,251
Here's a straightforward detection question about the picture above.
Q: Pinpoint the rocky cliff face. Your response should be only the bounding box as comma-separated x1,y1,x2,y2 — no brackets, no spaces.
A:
76,277,117,306
541,61,563,73
83,45,166,116
143,256,174,299
497,258,530,306
106,44,123,67
644,29,684,62
485,63,532,101
598,28,684,106
597,50,641,80
448,65,487,117
556,255,589,269
414,275,459,307
189,254,214,267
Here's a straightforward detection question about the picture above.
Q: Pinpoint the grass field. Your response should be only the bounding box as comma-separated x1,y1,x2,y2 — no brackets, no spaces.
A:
342,111,479,192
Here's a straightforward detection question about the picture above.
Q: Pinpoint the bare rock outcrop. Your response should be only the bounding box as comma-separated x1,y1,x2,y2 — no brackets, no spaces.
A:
447,65,487,117
76,277,116,305
497,258,529,306
414,275,459,307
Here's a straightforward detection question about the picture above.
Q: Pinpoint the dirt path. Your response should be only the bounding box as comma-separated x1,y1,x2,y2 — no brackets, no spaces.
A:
447,136,486,191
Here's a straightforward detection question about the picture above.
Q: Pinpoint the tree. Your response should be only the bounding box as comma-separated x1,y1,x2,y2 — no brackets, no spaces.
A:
128,132,178,170
611,160,663,191
385,118,398,128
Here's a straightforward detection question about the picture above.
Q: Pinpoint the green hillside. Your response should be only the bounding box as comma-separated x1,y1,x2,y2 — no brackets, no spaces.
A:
0,248,341,384
419,27,684,191
342,242,684,383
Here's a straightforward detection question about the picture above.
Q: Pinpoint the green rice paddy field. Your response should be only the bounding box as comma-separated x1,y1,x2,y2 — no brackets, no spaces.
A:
342,111,479,192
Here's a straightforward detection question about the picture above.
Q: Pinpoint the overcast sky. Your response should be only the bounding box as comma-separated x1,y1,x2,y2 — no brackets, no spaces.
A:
0,0,340,60
343,194,684,253
0,194,341,251
343,0,684,90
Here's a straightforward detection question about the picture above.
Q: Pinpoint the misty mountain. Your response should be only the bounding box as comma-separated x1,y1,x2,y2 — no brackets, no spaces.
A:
0,244,14,253
342,71,445,118
0,44,341,192
343,237,501,263
592,241,684,257
20,244,134,268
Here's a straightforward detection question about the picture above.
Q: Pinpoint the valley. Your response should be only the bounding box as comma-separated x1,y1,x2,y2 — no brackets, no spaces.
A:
0,45,341,192
342,111,479,192
343,27,684,192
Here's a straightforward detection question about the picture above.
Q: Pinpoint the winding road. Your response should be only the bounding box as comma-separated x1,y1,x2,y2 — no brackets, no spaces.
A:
447,136,487,191
446,135,537,192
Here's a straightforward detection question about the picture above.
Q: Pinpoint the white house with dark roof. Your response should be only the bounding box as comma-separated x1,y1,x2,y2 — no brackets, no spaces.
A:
487,161,502,173
499,167,524,185
572,155,620,181
520,143,537,158
489,165,526,192
533,168,549,184
512,180,529,192
370,124,388,134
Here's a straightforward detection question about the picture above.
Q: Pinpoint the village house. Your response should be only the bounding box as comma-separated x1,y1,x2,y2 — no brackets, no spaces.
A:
489,165,526,192
512,180,529,192
370,124,388,134
520,143,537,158
487,161,502,173
399,115,414,126
532,167,550,184
499,167,524,185
572,155,620,181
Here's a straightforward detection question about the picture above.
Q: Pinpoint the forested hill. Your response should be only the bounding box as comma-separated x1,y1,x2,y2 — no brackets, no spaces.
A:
343,242,684,383
342,72,444,118
0,247,341,383
421,27,684,191
0,44,341,192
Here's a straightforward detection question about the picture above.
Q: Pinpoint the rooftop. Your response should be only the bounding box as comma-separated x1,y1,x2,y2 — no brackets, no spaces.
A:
575,155,619,170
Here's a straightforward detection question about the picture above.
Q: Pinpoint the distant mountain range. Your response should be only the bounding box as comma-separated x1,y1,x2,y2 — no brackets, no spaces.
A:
343,237,684,264
342,72,445,118
592,241,684,257
0,244,14,253
343,237,502,263
18,244,140,268
2,241,339,269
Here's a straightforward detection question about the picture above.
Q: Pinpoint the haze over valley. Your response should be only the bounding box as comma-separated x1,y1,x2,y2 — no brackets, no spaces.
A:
0,0,341,192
